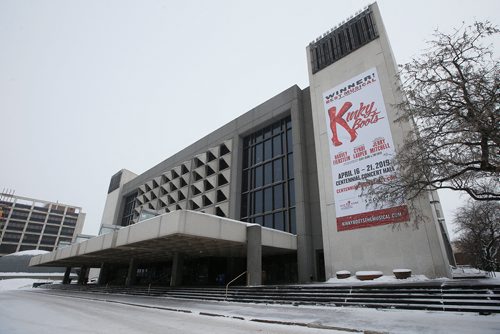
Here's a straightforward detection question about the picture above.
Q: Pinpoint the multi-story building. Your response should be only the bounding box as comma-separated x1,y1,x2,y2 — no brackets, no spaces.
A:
31,3,454,286
0,192,85,256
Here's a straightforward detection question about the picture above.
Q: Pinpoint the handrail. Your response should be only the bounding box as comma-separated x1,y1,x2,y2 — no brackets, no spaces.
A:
225,271,246,300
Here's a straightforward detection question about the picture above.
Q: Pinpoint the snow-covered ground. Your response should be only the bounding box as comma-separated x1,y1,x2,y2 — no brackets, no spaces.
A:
0,273,67,277
0,278,55,291
1,279,499,334
0,289,349,334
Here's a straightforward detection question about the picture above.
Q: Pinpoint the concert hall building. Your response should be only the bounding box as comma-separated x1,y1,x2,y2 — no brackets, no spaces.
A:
31,3,454,286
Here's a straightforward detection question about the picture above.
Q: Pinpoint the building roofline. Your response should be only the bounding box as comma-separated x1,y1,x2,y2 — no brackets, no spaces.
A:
119,84,306,196
0,192,83,211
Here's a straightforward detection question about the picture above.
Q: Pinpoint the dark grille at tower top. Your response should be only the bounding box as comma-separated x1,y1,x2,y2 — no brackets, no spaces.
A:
309,7,379,74
240,116,296,234
108,171,123,194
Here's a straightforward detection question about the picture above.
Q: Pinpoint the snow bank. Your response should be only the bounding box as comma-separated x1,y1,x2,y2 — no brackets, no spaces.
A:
355,271,383,276
451,266,488,278
4,250,49,257
336,270,351,275
327,274,432,284
0,278,53,292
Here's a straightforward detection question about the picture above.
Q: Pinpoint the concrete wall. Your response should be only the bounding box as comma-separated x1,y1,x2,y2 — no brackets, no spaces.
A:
307,3,451,278
0,255,65,273
290,87,323,281
100,169,137,228
74,212,86,240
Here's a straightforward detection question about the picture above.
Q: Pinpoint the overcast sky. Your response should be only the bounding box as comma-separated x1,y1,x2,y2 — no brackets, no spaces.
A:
1,0,498,237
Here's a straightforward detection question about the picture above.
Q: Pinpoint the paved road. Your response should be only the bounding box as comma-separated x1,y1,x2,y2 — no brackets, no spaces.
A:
0,290,346,334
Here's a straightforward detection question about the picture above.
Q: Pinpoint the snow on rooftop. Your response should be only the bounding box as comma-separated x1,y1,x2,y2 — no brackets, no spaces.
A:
4,250,49,257
0,272,68,277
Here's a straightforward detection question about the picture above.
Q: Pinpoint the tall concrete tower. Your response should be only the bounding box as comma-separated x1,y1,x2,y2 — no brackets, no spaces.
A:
306,3,453,279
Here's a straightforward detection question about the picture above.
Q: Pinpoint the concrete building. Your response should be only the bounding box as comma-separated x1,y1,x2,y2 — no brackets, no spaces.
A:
0,192,85,257
30,3,454,286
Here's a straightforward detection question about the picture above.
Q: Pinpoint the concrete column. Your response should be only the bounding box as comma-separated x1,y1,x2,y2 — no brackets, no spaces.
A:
63,267,72,284
246,225,262,286
125,258,137,287
98,262,108,285
226,257,235,279
77,266,88,285
170,253,184,287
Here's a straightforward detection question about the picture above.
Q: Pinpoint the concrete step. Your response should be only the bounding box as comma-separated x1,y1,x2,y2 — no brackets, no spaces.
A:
39,283,500,313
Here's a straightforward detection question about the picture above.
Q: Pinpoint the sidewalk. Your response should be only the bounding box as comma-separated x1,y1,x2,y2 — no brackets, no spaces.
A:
30,288,500,334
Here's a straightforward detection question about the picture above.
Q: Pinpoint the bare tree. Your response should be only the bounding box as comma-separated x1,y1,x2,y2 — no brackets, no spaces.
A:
454,201,500,272
364,21,499,212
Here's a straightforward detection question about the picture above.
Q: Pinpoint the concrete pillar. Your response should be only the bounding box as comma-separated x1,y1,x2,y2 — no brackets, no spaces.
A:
170,253,184,287
98,262,109,285
226,257,235,279
125,258,137,287
63,267,72,284
297,235,315,283
246,225,262,286
77,266,88,285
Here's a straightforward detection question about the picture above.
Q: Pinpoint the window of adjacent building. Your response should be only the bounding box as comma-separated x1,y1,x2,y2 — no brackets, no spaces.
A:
50,207,65,215
9,209,29,220
6,221,25,232
60,227,75,236
29,212,46,223
22,233,40,244
63,217,77,227
19,245,36,251
43,225,60,235
121,192,138,226
40,235,57,245
26,223,43,233
14,203,32,210
0,244,18,254
65,211,79,218
47,215,62,225
33,205,49,213
240,116,296,234
3,232,22,242
58,237,73,244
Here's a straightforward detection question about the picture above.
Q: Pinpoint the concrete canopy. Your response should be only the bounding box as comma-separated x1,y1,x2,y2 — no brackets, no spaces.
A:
29,210,297,268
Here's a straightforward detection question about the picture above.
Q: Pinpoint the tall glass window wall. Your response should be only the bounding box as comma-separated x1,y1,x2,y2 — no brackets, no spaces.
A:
121,192,138,226
240,116,296,234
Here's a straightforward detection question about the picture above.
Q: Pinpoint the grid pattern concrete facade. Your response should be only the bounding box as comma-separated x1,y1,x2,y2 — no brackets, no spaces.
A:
0,193,85,256
125,140,233,225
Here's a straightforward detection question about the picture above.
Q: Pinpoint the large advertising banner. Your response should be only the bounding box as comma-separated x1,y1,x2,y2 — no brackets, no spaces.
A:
323,67,409,232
